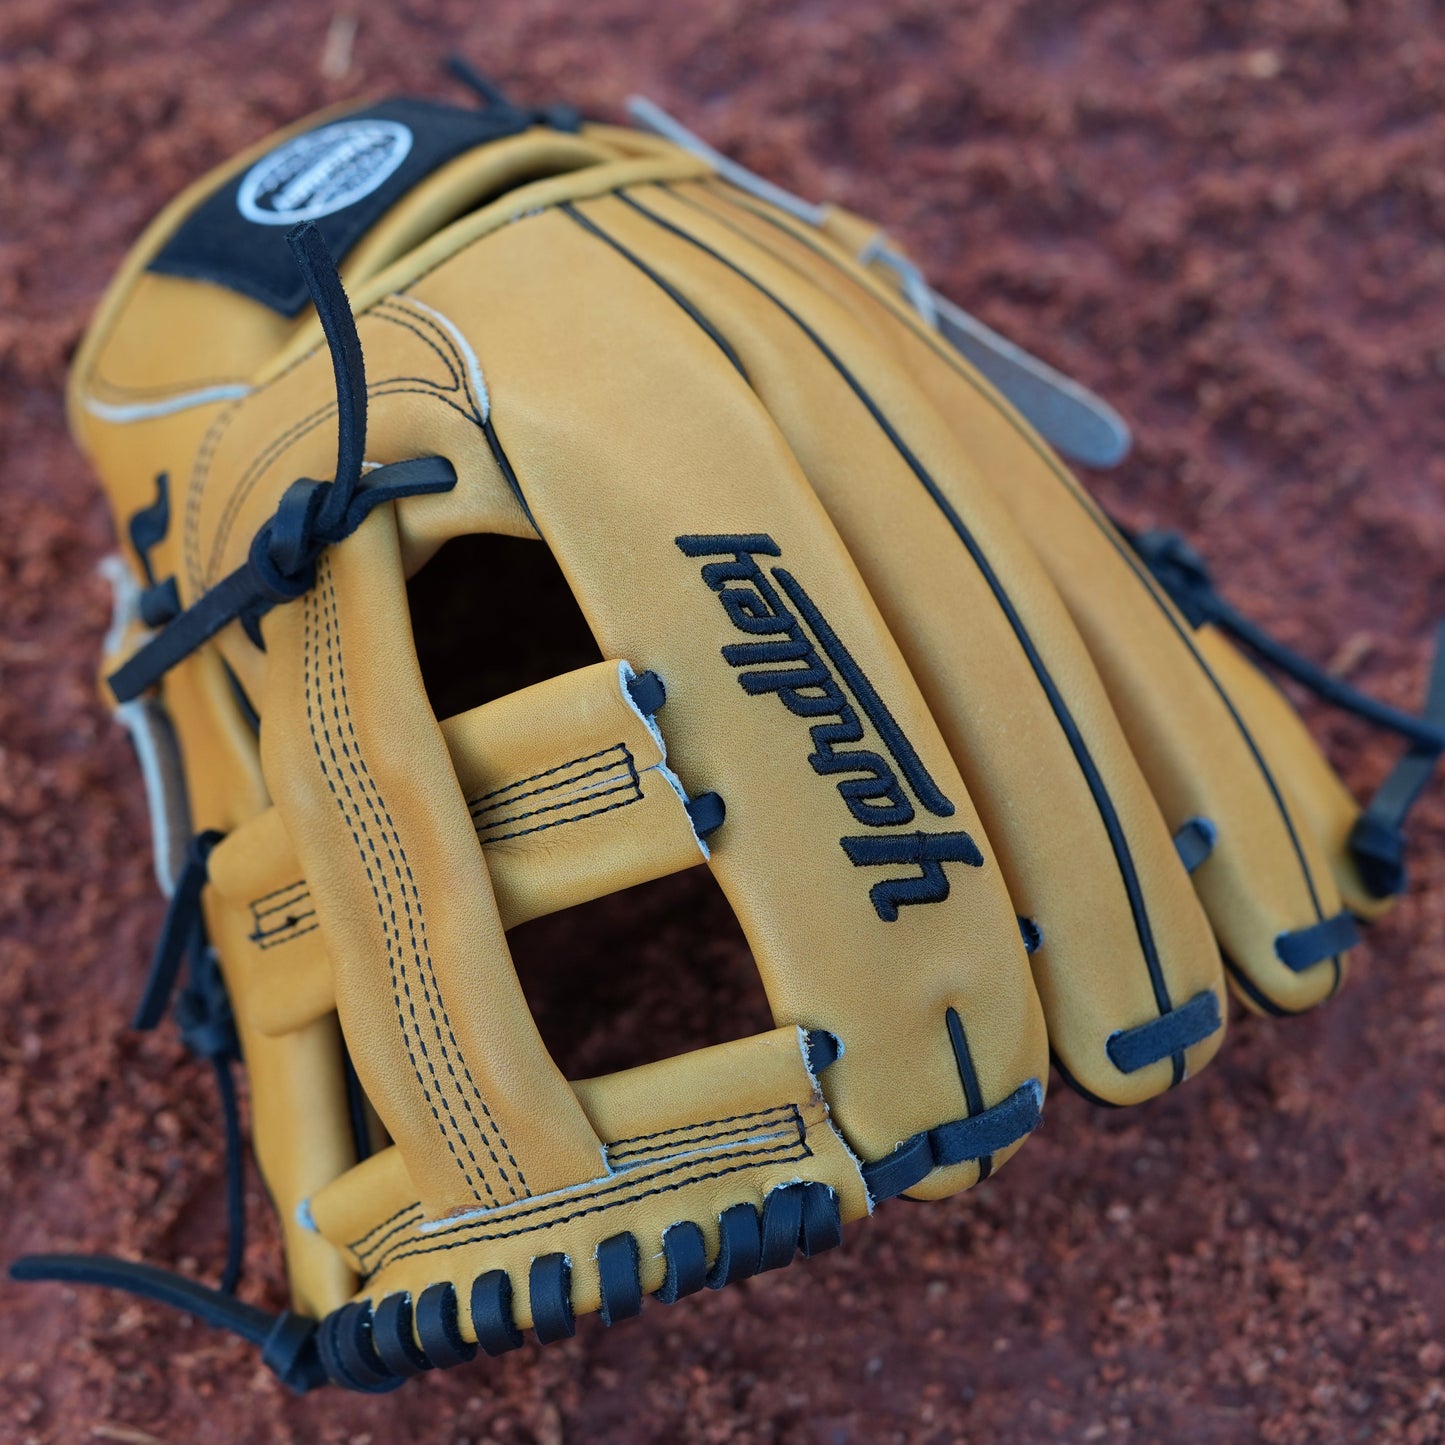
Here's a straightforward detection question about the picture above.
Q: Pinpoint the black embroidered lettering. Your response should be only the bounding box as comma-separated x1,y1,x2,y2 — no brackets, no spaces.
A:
678,534,983,920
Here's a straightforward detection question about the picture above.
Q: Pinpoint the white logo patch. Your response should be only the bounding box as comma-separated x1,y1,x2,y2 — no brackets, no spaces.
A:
236,120,414,226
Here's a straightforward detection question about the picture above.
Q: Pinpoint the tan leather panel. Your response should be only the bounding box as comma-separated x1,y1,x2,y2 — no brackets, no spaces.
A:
203,883,357,1318
341,130,626,289
210,660,708,1039
680,180,1352,1015
86,271,283,405
599,185,1223,1102
402,208,1048,1189
261,514,608,1214
159,647,269,836
440,658,707,927
307,1028,869,1333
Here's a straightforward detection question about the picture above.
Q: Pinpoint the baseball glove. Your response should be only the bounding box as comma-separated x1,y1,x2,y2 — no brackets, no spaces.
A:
13,68,1442,1393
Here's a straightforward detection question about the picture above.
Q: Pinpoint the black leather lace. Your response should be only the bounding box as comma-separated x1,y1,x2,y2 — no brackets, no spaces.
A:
1131,528,1445,897
10,217,458,1394
106,222,458,705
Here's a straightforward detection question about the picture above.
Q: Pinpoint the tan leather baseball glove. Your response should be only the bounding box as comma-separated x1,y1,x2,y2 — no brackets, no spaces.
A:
13,68,1441,1392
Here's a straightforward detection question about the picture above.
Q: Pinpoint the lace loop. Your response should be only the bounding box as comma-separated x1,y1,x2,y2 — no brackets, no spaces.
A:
105,225,458,707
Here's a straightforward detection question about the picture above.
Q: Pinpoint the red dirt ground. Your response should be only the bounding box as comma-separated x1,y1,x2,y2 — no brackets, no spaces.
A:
2,2,1443,1442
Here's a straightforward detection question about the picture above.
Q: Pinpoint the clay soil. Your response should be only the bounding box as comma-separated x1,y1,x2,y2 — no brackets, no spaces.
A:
2,2,1444,1442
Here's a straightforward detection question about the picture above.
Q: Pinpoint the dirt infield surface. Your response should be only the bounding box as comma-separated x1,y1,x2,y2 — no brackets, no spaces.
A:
2,2,1443,1441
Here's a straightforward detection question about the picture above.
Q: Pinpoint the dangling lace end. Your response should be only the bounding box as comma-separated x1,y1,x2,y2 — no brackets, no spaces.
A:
7,1254,326,1393
446,55,582,133
445,54,513,109
286,223,367,521
1129,528,1445,899
1348,620,1445,899
1132,529,1445,752
133,829,223,1030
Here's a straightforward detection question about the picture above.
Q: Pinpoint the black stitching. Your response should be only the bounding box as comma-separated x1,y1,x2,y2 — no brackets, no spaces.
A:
351,1211,428,1267
251,884,311,921
304,582,491,1206
357,1109,805,1268
475,780,640,836
363,1137,812,1274
467,743,633,807
607,1121,799,1164
607,1113,800,1164
348,1106,806,1260
688,177,1340,1001
246,877,312,910
252,907,318,938
478,793,643,846
348,1201,426,1254
318,569,528,1198
604,1105,797,1150
255,919,320,951
372,300,468,395
255,919,319,947
469,746,636,815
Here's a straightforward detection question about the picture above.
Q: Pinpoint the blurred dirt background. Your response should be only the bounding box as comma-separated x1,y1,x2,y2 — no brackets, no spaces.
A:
2,1,1444,1442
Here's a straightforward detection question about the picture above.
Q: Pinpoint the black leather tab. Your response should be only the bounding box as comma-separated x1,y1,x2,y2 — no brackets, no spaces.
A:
1275,911,1360,973
470,1269,524,1355
149,99,536,314
757,1185,804,1272
797,1183,843,1257
414,1281,476,1369
371,1293,430,1377
706,1203,761,1289
657,1221,707,1303
596,1233,644,1326
529,1254,575,1343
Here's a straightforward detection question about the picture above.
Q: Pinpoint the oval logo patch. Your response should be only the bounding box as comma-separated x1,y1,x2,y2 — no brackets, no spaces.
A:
236,120,414,226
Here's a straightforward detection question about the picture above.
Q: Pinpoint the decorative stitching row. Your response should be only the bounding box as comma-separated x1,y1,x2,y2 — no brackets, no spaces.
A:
252,882,310,921
468,745,637,816
320,569,526,1200
307,566,526,1206
252,745,649,949
317,1181,844,1392
468,744,642,840
603,1104,797,1152
467,742,630,806
186,297,483,592
306,579,493,1205
362,1135,812,1274
257,919,320,951
350,1105,807,1270
605,1106,801,1166
475,792,643,847
342,1105,804,1257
